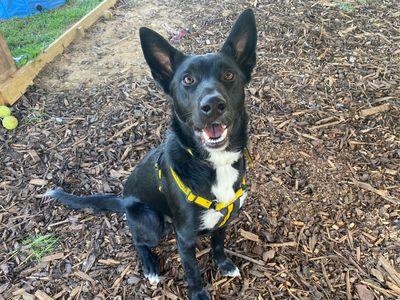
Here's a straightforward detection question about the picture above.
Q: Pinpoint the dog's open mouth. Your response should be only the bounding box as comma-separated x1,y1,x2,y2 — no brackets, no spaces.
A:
195,124,228,149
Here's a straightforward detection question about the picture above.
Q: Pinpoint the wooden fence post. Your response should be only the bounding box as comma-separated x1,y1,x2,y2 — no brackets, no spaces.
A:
0,33,16,84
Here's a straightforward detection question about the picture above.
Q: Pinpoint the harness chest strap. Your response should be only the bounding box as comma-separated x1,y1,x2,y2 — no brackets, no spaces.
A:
169,167,245,227
169,167,245,208
155,148,251,227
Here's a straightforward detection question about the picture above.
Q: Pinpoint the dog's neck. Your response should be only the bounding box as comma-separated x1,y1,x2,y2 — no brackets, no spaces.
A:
165,111,248,206
206,150,241,167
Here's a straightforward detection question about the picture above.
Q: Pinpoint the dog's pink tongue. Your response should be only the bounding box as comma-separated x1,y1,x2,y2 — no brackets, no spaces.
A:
203,124,224,139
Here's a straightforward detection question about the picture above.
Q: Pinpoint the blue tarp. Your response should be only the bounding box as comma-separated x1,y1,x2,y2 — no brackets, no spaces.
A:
0,0,65,20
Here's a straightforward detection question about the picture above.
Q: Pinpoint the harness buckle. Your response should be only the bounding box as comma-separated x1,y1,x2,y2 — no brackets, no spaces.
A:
210,201,217,210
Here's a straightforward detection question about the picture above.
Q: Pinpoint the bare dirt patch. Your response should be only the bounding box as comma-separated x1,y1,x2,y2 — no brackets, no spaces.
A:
37,0,186,90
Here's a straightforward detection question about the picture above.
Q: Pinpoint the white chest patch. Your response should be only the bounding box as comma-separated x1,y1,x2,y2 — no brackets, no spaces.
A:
208,150,241,204
200,209,223,229
199,150,241,230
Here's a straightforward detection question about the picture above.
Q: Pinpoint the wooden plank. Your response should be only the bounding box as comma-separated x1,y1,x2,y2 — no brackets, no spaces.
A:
0,33,17,84
0,0,118,105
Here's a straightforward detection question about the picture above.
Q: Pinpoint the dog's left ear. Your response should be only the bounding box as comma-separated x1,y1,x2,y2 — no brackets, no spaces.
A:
220,9,257,82
140,27,185,93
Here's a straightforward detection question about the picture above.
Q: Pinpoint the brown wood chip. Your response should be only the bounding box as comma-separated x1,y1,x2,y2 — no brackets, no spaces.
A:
73,271,96,286
163,289,179,300
262,249,275,262
359,103,391,117
370,268,384,283
239,229,260,243
34,290,54,300
41,252,64,262
29,178,48,186
378,255,400,286
112,264,131,291
98,258,121,265
355,284,374,300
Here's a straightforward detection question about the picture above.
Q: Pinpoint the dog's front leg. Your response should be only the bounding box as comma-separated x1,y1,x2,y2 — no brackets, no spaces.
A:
176,231,210,300
211,227,240,277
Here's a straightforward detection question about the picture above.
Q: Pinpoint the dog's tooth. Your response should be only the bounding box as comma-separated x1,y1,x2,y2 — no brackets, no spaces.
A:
221,129,228,139
202,131,211,141
205,132,227,145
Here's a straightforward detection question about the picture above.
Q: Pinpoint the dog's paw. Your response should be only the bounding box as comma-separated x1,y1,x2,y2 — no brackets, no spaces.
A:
190,289,210,300
144,273,160,285
143,260,160,285
217,258,241,278
143,255,160,285
142,252,160,285
223,266,240,277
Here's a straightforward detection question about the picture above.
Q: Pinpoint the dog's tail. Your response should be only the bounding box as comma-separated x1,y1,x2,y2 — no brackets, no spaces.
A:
45,189,135,213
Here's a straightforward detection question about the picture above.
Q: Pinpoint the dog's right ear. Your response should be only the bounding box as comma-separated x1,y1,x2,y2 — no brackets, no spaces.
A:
139,27,185,93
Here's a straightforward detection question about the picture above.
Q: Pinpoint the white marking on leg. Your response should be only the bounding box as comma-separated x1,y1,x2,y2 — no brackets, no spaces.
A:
145,273,160,285
225,266,241,277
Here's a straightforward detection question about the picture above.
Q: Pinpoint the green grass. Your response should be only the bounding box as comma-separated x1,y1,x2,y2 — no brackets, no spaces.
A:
8,234,60,265
336,0,372,13
337,1,355,12
0,0,103,68
24,107,51,125
21,234,59,262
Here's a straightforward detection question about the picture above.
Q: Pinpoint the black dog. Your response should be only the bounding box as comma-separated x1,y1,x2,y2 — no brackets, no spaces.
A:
46,9,257,300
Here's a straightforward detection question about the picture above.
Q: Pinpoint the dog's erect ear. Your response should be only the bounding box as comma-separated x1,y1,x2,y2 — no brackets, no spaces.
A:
139,27,185,93
220,9,257,82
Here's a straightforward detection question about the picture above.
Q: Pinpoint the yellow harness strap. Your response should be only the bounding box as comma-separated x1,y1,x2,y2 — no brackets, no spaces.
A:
155,162,163,191
169,167,214,209
219,203,234,227
170,166,245,227
244,147,254,168
156,147,250,228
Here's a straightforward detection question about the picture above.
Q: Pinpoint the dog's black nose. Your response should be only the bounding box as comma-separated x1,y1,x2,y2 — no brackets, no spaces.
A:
200,96,226,117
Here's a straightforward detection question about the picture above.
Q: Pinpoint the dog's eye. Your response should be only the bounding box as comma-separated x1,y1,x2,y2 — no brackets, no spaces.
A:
183,74,195,86
223,71,235,81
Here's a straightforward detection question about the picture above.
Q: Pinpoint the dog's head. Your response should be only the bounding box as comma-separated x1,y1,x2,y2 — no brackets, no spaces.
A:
140,9,257,151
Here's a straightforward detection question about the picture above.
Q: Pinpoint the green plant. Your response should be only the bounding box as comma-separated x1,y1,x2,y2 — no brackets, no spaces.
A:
24,108,51,125
20,234,59,262
337,1,355,12
0,0,103,68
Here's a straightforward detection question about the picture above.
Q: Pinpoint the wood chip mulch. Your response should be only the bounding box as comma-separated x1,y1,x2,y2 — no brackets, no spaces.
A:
1,0,399,299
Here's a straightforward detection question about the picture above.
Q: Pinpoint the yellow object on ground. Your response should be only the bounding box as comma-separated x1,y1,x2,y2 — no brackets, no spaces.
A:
103,10,112,20
2,115,18,130
0,105,11,118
